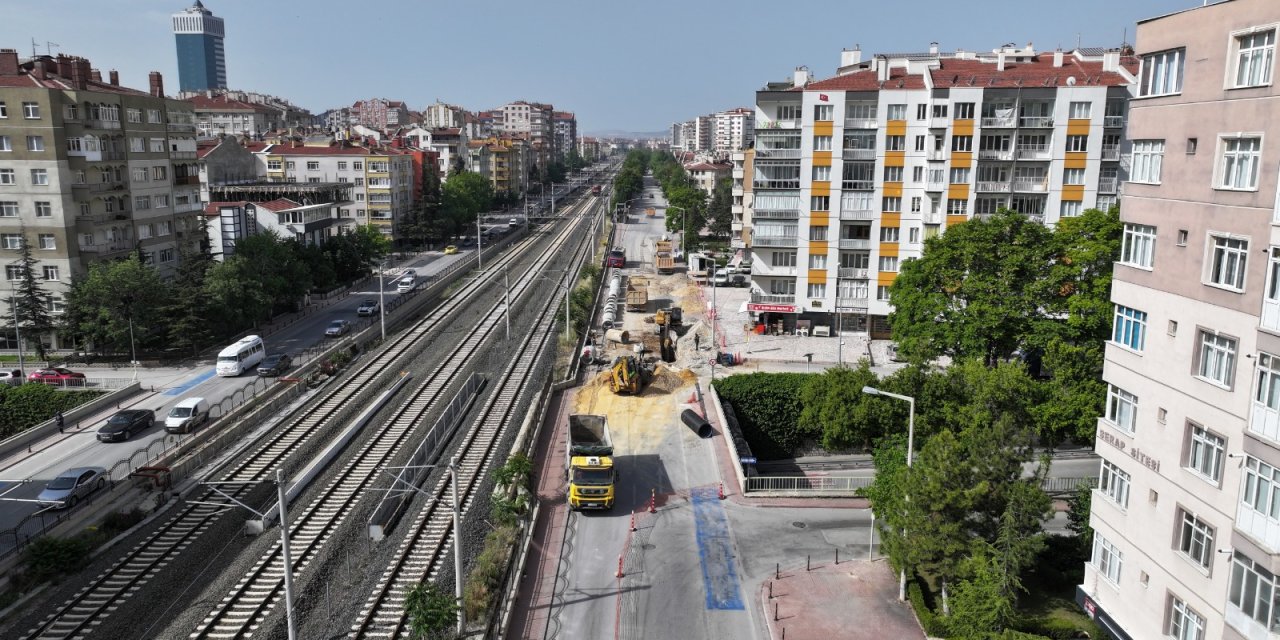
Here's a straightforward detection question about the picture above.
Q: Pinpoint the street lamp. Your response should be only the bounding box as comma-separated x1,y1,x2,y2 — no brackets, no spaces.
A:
861,385,915,601
376,259,387,341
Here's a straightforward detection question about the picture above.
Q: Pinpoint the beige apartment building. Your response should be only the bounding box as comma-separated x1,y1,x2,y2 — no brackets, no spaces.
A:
1081,2,1280,639
0,50,198,349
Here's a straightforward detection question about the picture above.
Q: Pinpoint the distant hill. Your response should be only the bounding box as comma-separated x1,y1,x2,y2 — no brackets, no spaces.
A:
583,129,668,139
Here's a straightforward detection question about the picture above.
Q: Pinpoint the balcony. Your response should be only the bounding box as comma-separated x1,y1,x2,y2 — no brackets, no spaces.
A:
751,292,797,305
837,295,870,310
976,181,1011,193
174,202,203,213
978,149,1014,161
926,150,947,162
1019,116,1054,128
754,209,800,220
838,267,870,279
1015,145,1050,160
925,180,947,191
1104,116,1125,128
1099,177,1119,193
88,151,127,162
86,119,121,130
842,148,876,161
754,236,799,248
166,122,197,132
838,238,871,250
1101,146,1120,161
756,147,802,160
758,119,801,130
77,181,127,194
922,211,943,225
981,116,1016,128
170,151,197,160
754,179,801,190
754,263,798,277
844,118,878,129
1012,179,1049,193
839,208,875,221
79,242,131,254
841,180,874,191
173,175,200,185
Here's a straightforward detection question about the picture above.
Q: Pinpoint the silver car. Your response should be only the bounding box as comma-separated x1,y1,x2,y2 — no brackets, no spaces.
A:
38,467,108,509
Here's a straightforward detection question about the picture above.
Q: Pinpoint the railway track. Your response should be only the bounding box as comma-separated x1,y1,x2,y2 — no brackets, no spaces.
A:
347,208,584,639
186,198,594,638
21,195,595,640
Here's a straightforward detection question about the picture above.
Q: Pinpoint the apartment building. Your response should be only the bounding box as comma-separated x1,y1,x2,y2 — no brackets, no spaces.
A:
714,107,755,153
0,51,199,348
257,140,414,237
1079,2,1280,639
351,98,410,131
467,137,528,197
685,161,730,196
731,149,754,249
554,111,578,161
748,44,1133,337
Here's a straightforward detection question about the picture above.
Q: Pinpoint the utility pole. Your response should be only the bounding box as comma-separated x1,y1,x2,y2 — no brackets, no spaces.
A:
563,271,571,342
8,287,24,375
377,260,386,341
476,216,483,271
450,457,465,635
277,468,298,640
504,269,511,341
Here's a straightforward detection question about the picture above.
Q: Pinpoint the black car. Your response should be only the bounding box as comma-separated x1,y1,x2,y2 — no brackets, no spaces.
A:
97,409,155,442
257,353,292,377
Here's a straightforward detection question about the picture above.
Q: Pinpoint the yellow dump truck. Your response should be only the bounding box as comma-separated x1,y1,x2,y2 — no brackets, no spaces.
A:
566,414,615,510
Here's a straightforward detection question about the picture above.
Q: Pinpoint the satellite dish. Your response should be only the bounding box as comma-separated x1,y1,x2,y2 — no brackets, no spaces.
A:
1066,76,1077,86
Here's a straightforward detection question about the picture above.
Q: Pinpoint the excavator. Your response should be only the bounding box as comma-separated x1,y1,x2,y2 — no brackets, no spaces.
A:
653,306,683,332
608,355,652,394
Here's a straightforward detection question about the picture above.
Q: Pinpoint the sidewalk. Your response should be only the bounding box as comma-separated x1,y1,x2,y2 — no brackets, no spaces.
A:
760,559,923,640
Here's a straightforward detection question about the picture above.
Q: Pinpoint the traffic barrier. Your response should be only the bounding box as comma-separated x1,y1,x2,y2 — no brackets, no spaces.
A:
629,510,636,532
649,489,656,514
718,482,725,500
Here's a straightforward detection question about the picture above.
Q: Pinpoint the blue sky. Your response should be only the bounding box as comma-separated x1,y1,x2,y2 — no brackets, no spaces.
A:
2,0,1195,134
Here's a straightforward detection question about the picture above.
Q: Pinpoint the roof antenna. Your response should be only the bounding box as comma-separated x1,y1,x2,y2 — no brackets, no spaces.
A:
1076,33,1082,50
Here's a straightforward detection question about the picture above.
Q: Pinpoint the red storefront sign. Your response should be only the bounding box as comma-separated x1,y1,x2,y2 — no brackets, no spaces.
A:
747,303,797,313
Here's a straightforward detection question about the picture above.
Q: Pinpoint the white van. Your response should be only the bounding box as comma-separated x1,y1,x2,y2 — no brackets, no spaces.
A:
165,397,209,434
396,276,417,294
216,335,266,376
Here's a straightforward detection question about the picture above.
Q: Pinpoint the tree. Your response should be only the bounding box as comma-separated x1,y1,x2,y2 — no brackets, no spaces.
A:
706,177,733,238
9,231,55,359
900,429,982,613
566,148,587,172
546,161,567,184
887,210,1056,366
798,362,898,450
442,170,494,235
1066,482,1093,554
948,545,1016,638
861,434,913,581
404,581,458,639
664,184,707,250
161,231,217,357
62,252,170,354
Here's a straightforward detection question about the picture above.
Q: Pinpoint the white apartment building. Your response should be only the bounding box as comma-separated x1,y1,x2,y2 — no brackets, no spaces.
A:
256,142,414,237
713,107,755,153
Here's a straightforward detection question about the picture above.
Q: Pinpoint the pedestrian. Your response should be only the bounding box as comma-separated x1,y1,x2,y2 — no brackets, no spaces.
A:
55,411,64,434
694,333,701,351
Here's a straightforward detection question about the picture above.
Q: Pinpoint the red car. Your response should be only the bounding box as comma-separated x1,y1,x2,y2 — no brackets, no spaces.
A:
28,368,87,385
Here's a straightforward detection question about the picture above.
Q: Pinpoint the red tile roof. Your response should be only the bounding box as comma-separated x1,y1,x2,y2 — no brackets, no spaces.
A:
0,68,154,97
204,200,249,215
256,198,302,212
186,94,273,112
803,66,926,91
803,52,1136,92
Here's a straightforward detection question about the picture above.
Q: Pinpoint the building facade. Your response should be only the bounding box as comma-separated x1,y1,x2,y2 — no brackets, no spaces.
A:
749,45,1133,337
351,99,409,131
731,148,754,249
554,111,577,160
1080,2,1280,639
171,1,227,93
714,107,755,153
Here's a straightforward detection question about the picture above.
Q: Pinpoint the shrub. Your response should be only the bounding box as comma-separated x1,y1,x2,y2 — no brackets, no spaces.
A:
22,535,93,583
714,372,811,459
0,385,105,438
1016,616,1098,639
101,509,145,536
907,577,949,638
462,524,519,622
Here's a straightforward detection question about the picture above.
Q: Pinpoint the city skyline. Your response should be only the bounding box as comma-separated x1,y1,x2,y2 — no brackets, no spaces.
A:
3,0,1192,133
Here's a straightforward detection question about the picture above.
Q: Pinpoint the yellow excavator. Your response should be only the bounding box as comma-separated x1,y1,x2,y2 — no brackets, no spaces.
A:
608,355,652,394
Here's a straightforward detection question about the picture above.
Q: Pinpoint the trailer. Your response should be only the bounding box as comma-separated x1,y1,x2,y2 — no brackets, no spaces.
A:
566,415,615,510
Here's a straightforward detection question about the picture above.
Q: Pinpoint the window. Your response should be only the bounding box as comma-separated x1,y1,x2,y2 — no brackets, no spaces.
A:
914,135,925,152
885,135,905,151
34,201,50,218
1178,230,1189,246
355,178,365,186
307,177,320,183
154,194,168,208
159,248,174,263
915,104,928,120
353,161,363,170
910,196,921,212
337,161,348,170
1106,384,1138,432
813,104,833,121
886,104,906,120
1187,138,1198,154
807,225,828,241
147,109,162,124
1235,29,1276,88
356,193,364,201
1229,552,1280,632
812,165,830,181
1197,330,1237,387
1092,534,1123,584
151,166,167,181
1208,235,1249,290
1139,48,1185,97
0,169,13,185
137,224,152,240
908,227,920,244
975,198,1005,215
1069,101,1092,119
807,253,827,269
882,197,901,212
813,135,832,151
880,227,900,242
267,160,282,171
131,167,147,182
1220,136,1262,190
357,208,365,217
1121,224,1156,268
931,104,948,119
777,104,801,120
1178,510,1215,569
1185,424,1224,483
29,169,48,186
134,195,150,210
129,137,144,153
1243,456,1280,520
949,168,970,184
126,108,141,123
878,256,899,272
810,196,829,211
3,265,19,280
806,283,826,298
954,102,974,120
1063,168,1086,185
951,135,972,152
1131,140,1165,183
772,251,796,267
1060,201,1083,218
149,138,165,153
0,135,8,152
1099,459,1130,508
1169,597,1205,640
307,161,320,170
286,161,296,170
25,135,44,152
947,199,968,215
0,201,14,217
22,102,39,119
42,266,58,281
1066,135,1088,153
37,234,54,250
877,166,900,183
0,102,6,118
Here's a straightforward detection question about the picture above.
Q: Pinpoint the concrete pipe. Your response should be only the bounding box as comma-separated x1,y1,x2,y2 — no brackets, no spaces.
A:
604,328,630,344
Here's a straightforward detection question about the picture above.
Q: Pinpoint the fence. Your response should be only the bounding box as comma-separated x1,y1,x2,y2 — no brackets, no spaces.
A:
744,475,1097,496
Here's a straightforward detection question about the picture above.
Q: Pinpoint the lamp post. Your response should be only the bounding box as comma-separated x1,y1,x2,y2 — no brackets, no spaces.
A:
376,259,387,341
476,216,483,271
862,385,915,601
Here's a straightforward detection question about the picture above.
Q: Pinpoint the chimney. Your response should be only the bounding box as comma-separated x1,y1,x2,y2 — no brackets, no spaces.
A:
148,71,164,98
90,68,102,83
792,65,809,87
109,69,119,86
32,63,45,80
70,61,86,90
56,54,72,78
929,41,939,56
840,45,862,68
997,52,1007,72
876,57,890,82
1103,50,1120,72
1053,49,1064,68
0,49,18,76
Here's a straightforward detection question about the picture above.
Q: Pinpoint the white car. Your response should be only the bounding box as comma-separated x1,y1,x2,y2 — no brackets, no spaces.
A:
396,277,417,293
711,269,730,286
0,369,22,386
356,299,380,316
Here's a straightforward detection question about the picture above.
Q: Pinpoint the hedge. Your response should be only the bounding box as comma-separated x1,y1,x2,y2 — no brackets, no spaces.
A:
0,384,105,439
713,372,810,460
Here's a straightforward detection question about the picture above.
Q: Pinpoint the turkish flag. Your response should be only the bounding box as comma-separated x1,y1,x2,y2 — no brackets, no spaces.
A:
819,94,829,102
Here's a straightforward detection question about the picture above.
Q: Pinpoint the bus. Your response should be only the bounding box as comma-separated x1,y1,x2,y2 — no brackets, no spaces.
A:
216,335,266,376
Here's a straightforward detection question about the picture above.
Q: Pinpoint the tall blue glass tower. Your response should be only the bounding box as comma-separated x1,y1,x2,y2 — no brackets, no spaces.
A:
172,1,226,93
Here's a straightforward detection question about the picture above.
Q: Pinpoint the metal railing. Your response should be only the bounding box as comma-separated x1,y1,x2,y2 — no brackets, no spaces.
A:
1019,116,1054,128
981,116,1016,128
976,181,1011,193
842,148,876,160
839,208,875,221
838,267,869,279
924,180,947,191
1012,179,1049,192
978,149,1014,161
755,148,802,159
841,180,874,191
754,236,798,248
836,297,870,309
745,475,1097,495
753,264,797,277
839,238,871,250
754,179,801,190
1099,177,1119,193
750,292,796,304
922,211,943,224
844,118,878,129
754,209,800,219
1015,145,1050,159
1101,147,1121,161
1104,116,1125,128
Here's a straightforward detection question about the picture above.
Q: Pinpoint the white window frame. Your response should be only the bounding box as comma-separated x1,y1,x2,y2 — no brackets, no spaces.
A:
812,165,831,182
1242,456,1280,521
36,234,54,250
1169,596,1205,640
1092,533,1123,584
878,256,899,272
1177,509,1215,569
1112,304,1147,352
1120,223,1156,269
1060,201,1083,218
1106,384,1138,433
1185,424,1225,483
1196,329,1238,388
1099,459,1130,508
1069,101,1092,119
1229,551,1280,632
1218,135,1263,191
1138,48,1185,97
41,265,58,281
1131,140,1164,184
29,169,48,186
21,101,39,119
1231,26,1277,89
1206,233,1250,291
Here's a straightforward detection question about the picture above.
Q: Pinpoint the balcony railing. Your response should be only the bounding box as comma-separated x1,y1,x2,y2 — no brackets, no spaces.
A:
1099,177,1119,193
754,236,799,248
174,202,203,213
756,148,802,159
757,119,801,130
78,242,131,254
837,296,870,309
754,264,798,277
977,149,1014,161
1101,146,1120,161
1012,179,1049,193
166,122,197,132
976,181,1011,193
1015,145,1051,160
922,211,943,225
842,148,876,161
925,180,947,191
1019,116,1054,128
173,175,200,185
838,238,871,250
981,116,1016,128
86,119,121,130
838,267,870,279
170,151,197,160
926,150,947,162
754,209,800,220
844,118,878,129
841,180,874,191
839,208,875,221
1104,116,1125,128
750,292,797,304
754,179,801,190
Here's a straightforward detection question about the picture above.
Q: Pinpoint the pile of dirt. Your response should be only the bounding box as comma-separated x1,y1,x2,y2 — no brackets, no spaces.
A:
646,364,697,395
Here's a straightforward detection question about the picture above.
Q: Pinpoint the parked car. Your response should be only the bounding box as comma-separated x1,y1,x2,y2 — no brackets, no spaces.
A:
37,467,107,508
508,217,519,227
28,367,86,385
443,245,458,255
325,319,352,337
97,409,155,442
738,260,753,274
356,299,380,317
402,269,417,278
729,274,748,288
0,369,22,386
711,269,730,286
257,352,293,377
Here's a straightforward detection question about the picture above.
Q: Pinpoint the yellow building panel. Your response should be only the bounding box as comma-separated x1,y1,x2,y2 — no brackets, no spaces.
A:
886,120,907,136
813,151,832,164
810,213,830,226
807,269,828,284
1064,152,1087,169
877,272,898,286
880,212,901,226
950,151,972,169
947,185,970,200
879,242,899,257
809,241,828,254
812,182,831,197
1067,120,1091,136
952,120,974,136
882,182,903,198
884,151,905,167
813,121,834,136
1061,185,1085,201
946,214,969,227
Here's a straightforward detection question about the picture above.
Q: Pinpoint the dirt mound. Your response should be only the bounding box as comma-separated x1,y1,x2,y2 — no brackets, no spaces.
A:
646,365,696,395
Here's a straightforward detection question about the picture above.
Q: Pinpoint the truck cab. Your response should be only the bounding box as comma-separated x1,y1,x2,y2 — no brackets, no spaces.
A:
568,455,615,509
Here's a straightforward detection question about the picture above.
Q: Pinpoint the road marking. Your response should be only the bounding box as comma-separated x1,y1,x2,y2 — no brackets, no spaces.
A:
163,368,217,396
691,485,745,610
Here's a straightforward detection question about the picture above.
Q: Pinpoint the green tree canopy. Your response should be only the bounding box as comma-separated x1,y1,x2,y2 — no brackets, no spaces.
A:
706,177,733,239
62,252,170,353
799,362,899,450
442,170,494,235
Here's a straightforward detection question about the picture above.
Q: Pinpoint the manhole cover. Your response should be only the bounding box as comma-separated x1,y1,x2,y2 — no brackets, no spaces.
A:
792,521,807,529
643,543,656,550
